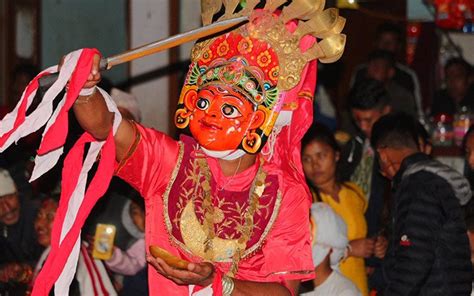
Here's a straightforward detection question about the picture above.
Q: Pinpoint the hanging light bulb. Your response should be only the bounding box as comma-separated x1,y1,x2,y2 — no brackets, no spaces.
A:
337,0,359,9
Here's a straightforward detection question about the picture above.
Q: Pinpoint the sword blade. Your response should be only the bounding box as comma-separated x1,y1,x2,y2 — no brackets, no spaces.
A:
105,16,248,69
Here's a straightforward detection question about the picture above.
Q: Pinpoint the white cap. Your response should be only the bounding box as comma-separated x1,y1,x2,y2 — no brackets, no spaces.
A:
310,202,348,269
110,88,142,122
0,169,16,196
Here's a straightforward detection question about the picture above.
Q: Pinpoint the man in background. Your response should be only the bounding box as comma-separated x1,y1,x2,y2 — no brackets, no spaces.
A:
366,50,417,116
339,79,391,294
351,23,423,119
0,168,42,294
431,57,474,116
371,112,472,295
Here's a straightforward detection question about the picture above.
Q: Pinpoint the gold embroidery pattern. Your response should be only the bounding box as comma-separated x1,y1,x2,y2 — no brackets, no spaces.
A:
163,141,185,236
162,145,282,275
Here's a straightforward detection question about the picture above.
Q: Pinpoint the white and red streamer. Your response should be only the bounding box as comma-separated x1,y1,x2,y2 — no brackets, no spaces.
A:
0,48,120,295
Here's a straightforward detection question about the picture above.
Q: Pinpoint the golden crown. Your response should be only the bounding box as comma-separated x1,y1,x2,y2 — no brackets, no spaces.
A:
197,0,346,91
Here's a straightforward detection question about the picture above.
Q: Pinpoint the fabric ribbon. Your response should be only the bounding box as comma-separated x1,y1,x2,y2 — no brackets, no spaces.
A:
0,48,121,295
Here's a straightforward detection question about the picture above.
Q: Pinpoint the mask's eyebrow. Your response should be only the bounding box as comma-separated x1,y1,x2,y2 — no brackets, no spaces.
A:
198,88,215,98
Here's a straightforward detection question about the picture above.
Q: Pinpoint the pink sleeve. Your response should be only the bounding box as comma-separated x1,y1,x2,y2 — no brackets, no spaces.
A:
261,183,314,281
236,182,314,283
115,123,179,199
105,239,146,275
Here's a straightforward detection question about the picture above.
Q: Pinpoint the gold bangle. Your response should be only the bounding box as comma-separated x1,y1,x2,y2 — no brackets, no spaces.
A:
222,275,235,296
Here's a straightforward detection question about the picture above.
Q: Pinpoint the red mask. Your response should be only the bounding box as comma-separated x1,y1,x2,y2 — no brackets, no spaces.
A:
183,84,265,151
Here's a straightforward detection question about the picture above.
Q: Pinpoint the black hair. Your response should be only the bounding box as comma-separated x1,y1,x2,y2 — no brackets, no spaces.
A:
302,123,340,201
348,78,390,110
444,57,472,77
375,22,402,42
302,122,340,154
39,193,61,208
367,50,396,69
415,121,430,147
370,112,420,150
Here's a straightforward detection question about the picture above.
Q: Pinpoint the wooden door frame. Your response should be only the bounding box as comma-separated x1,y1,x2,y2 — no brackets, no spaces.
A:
0,0,7,105
168,0,180,136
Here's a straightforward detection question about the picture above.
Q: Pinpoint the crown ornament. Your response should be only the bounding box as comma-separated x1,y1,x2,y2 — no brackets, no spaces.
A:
176,0,346,154
198,0,346,90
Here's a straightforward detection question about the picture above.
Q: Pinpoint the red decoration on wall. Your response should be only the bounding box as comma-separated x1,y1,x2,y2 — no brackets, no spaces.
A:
406,22,421,65
434,0,472,30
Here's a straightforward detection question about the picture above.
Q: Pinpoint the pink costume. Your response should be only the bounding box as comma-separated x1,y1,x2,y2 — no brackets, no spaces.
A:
109,5,343,294
116,108,315,294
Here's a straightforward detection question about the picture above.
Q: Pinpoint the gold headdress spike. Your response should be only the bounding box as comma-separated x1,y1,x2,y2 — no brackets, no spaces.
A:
201,0,223,25
222,0,241,19
280,0,325,22
199,0,346,90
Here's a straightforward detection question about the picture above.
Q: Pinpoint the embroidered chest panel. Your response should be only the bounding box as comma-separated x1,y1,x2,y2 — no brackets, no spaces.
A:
163,136,281,262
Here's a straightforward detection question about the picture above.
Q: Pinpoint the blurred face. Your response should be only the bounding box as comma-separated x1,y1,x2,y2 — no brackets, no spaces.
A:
376,147,402,180
352,107,390,139
185,84,265,151
446,64,469,100
0,193,20,225
34,199,58,247
465,132,474,170
129,201,145,232
367,59,394,82
302,140,339,187
376,32,400,53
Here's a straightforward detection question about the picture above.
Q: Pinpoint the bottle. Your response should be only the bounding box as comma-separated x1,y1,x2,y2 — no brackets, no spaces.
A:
432,113,454,147
92,223,116,260
453,106,471,146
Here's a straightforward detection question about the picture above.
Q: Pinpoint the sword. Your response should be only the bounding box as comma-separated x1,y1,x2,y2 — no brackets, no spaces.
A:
39,16,248,88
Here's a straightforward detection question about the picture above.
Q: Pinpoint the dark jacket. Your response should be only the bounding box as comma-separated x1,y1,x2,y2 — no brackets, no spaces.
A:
384,153,472,296
339,135,390,237
0,195,43,295
0,196,42,265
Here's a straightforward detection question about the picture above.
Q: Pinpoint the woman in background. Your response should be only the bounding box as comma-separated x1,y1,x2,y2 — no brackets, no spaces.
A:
301,123,387,296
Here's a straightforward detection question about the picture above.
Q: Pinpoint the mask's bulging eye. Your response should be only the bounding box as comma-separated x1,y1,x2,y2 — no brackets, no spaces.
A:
196,98,210,110
222,104,241,118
